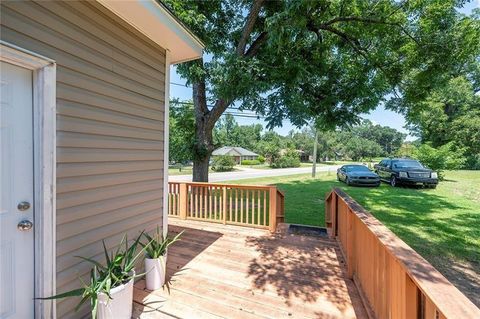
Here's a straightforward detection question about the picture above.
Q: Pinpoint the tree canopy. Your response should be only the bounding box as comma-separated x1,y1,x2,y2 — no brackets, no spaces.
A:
164,0,480,180
169,100,195,163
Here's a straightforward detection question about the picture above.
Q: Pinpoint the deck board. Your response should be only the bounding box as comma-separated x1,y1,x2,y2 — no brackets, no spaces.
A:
133,219,367,319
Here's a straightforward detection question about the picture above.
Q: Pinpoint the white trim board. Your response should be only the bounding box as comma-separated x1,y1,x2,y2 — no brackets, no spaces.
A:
0,40,57,319
163,50,171,238
96,0,203,64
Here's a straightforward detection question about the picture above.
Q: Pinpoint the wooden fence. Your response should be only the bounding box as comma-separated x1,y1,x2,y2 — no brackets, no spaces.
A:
325,188,480,319
168,182,284,232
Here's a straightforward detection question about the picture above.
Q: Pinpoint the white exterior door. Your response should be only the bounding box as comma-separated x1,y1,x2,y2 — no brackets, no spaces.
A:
0,61,35,318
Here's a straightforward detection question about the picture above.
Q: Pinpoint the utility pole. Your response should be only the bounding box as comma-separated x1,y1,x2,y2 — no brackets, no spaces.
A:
312,129,318,178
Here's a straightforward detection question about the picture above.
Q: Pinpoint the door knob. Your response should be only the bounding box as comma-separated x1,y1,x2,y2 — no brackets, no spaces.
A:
17,220,33,231
17,201,30,211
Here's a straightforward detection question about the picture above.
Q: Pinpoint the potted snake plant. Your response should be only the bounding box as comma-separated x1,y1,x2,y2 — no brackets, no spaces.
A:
39,232,150,319
142,227,183,290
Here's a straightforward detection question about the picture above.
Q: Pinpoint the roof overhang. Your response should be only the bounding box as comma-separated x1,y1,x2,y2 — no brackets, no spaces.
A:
97,0,204,64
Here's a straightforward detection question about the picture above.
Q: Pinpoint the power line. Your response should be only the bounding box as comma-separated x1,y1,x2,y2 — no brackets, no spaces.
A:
171,100,253,113
170,101,266,119
169,83,267,120
170,81,191,88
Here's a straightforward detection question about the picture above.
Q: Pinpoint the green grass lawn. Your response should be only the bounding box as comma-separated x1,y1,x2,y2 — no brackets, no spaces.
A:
169,166,219,176
169,166,194,176
227,170,480,304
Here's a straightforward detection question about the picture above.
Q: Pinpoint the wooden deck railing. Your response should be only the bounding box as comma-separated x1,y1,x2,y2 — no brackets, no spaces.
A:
168,182,284,232
325,188,480,319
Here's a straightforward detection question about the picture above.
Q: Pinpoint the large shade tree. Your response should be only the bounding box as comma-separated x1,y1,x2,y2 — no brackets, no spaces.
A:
164,0,480,181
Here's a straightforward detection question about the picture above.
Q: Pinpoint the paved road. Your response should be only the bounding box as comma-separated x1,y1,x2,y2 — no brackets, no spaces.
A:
169,165,341,182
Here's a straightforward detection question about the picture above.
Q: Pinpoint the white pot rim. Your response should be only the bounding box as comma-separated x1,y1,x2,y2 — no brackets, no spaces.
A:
98,270,135,298
145,255,166,260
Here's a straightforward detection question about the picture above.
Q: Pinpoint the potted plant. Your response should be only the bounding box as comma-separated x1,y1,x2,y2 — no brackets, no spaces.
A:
39,232,149,319
142,227,183,290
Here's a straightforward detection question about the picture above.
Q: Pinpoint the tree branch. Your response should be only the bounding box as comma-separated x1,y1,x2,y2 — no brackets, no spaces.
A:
207,99,232,129
245,31,268,57
236,0,265,56
318,24,401,90
323,16,396,26
207,0,266,128
321,16,419,45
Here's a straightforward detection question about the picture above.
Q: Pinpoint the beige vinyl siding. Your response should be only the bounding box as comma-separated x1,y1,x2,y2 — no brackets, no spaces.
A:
0,1,166,317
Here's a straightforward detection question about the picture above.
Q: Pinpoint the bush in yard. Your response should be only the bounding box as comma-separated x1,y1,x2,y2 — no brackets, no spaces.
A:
270,149,301,168
466,154,480,170
211,155,235,172
412,142,466,179
241,160,260,165
257,155,266,164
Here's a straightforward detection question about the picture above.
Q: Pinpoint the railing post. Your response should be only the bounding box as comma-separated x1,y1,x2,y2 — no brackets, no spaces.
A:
269,187,277,233
278,191,284,224
222,186,227,225
179,183,188,220
329,192,337,239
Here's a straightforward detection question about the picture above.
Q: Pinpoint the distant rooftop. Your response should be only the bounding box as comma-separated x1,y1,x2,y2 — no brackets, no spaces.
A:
212,146,259,157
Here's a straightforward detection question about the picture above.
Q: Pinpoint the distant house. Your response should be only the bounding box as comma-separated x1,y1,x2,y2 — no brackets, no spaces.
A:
212,146,259,164
297,150,310,162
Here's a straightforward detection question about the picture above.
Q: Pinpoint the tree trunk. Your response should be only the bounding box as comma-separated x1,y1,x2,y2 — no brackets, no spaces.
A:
192,74,214,182
193,155,210,182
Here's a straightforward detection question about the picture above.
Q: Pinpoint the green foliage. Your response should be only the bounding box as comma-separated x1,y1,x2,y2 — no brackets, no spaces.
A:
177,111,405,164
170,100,195,163
37,232,149,319
241,160,260,166
412,142,467,178
271,149,301,168
257,155,265,164
141,227,183,259
326,130,383,162
351,120,406,155
396,142,416,158
165,0,480,180
342,136,383,162
391,73,480,169
214,114,264,152
211,155,236,172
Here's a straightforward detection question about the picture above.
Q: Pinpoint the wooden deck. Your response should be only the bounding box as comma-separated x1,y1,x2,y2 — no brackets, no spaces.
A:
132,219,368,319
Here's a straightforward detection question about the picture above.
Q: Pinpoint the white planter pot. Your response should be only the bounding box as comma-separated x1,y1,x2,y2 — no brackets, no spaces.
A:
97,273,134,319
145,255,167,290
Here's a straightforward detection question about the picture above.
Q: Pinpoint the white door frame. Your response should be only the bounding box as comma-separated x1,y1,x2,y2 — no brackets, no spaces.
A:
0,41,56,319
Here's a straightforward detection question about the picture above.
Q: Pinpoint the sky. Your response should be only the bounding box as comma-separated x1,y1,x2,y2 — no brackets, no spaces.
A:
170,2,479,141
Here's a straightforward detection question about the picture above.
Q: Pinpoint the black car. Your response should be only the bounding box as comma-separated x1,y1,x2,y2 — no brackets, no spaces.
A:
337,165,380,187
374,158,438,188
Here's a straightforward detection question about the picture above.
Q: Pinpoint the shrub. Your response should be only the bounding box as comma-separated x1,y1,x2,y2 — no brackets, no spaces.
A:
270,149,301,168
412,142,466,179
211,155,235,172
257,155,266,164
466,153,480,170
241,160,260,165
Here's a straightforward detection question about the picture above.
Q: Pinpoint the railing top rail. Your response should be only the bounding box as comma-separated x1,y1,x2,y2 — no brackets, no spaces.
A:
330,187,480,318
170,181,276,190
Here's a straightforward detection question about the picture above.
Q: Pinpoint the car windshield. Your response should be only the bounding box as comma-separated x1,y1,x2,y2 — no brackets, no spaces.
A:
392,160,424,169
344,165,370,172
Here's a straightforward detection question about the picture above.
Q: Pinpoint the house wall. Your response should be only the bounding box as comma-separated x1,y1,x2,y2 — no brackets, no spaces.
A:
0,1,166,317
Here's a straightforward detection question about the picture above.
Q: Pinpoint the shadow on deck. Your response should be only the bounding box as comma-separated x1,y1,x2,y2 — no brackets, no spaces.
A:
132,219,367,319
